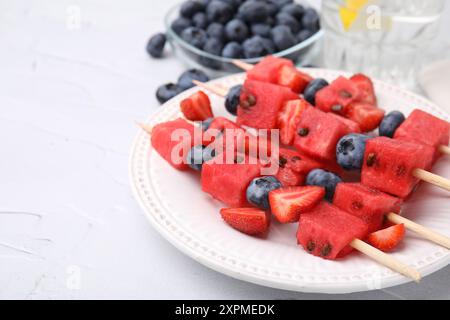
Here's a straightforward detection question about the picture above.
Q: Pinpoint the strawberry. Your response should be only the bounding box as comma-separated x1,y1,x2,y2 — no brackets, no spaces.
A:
277,65,313,93
180,91,213,121
277,99,311,145
220,207,270,236
269,186,325,223
350,73,377,106
367,224,405,252
208,117,241,131
345,102,385,132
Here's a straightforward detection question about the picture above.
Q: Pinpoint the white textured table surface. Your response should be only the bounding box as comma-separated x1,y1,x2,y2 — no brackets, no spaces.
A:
1,0,449,300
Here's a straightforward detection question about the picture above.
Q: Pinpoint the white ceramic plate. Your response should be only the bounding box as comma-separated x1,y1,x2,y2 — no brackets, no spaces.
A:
129,69,450,294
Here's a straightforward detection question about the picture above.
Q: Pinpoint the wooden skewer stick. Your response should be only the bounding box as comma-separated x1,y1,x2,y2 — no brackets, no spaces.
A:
350,239,421,283
232,59,253,71
136,121,153,135
413,168,450,192
192,80,228,97
439,145,450,155
387,213,450,249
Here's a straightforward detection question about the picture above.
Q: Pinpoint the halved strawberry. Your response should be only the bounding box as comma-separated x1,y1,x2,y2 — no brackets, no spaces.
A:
367,224,405,252
350,73,377,106
269,186,325,223
220,207,270,236
180,91,213,121
277,65,313,93
277,99,311,145
345,102,385,132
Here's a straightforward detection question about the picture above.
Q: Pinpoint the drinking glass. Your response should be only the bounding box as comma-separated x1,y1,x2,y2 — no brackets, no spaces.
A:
321,0,445,88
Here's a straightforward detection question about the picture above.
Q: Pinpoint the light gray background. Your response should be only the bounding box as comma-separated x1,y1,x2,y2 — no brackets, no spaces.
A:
0,0,449,299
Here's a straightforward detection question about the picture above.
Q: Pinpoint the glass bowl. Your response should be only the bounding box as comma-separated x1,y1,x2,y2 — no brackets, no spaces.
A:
164,1,324,77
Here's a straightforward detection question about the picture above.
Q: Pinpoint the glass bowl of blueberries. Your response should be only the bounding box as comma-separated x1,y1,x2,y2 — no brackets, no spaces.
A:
165,0,323,75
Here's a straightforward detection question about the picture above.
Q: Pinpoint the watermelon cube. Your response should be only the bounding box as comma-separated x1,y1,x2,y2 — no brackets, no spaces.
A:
315,76,360,113
350,73,377,106
297,202,369,259
247,56,294,84
394,109,450,162
361,137,434,198
345,102,385,132
275,148,323,187
294,107,352,161
328,113,361,133
150,118,197,170
201,154,265,207
333,183,403,233
237,80,299,129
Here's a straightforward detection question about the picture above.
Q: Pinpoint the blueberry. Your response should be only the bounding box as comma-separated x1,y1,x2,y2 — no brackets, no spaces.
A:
303,78,329,105
200,117,214,131
270,25,296,51
180,0,205,18
222,41,243,58
261,37,276,54
146,33,166,58
268,0,293,10
275,12,300,33
302,8,320,32
192,12,208,29
242,36,271,58
217,0,242,10
225,19,249,42
379,111,406,138
187,145,206,171
225,85,242,115
297,29,314,42
203,145,216,162
265,1,279,16
155,83,183,104
238,1,269,23
280,3,304,20
181,27,208,48
177,69,210,90
171,17,192,36
202,37,224,55
207,23,226,42
200,37,224,69
306,169,341,202
246,176,282,209
206,1,234,24
251,23,271,38
336,134,371,171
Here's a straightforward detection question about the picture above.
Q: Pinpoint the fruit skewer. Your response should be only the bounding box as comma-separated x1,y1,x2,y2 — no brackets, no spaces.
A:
138,123,421,282
193,80,450,194
234,59,450,156
296,202,421,282
194,81,450,250
333,183,450,250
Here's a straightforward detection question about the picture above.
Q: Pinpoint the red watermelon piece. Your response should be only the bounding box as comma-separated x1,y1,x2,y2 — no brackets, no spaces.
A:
328,113,361,133
394,109,450,162
150,118,197,170
315,76,360,113
361,137,434,198
277,65,313,93
297,202,369,259
277,99,311,146
201,153,265,207
247,56,294,84
345,102,384,132
333,183,403,233
350,73,377,106
237,79,299,129
294,107,352,161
